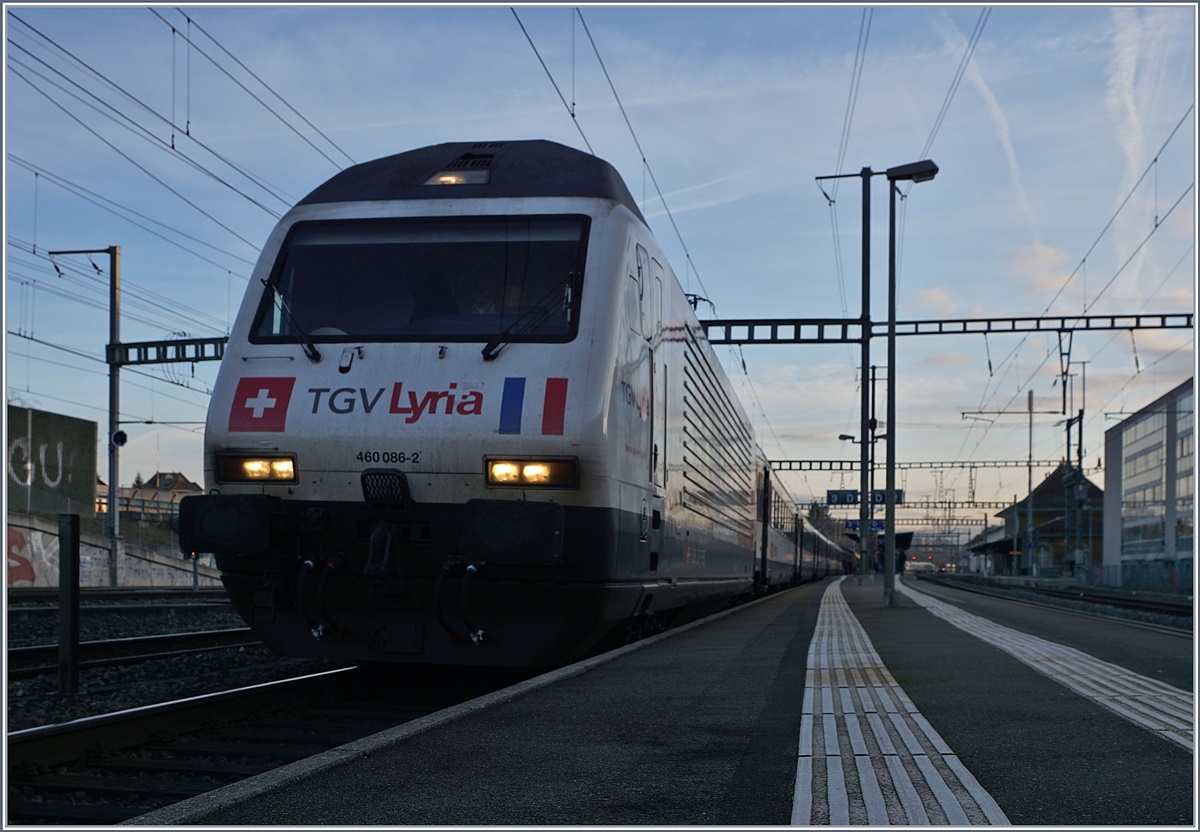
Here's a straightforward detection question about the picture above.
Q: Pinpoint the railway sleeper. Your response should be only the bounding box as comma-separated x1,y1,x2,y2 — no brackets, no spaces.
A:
6,798,137,825
13,771,216,797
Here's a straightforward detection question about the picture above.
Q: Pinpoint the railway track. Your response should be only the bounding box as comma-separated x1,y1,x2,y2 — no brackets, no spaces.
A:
8,629,261,677
8,587,230,604
919,575,1193,623
7,664,532,825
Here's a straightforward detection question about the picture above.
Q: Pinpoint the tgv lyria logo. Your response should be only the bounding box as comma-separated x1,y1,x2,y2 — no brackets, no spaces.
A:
228,377,569,434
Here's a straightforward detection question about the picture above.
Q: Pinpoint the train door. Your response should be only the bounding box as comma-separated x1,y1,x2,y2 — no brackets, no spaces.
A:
649,257,666,492
636,246,665,570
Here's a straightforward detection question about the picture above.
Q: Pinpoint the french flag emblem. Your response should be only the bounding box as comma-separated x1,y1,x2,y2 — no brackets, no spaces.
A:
499,377,568,435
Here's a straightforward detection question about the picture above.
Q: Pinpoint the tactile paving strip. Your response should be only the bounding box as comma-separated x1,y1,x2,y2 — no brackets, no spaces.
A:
792,577,1009,826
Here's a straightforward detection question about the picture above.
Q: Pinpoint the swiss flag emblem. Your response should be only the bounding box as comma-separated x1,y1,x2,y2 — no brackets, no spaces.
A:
229,377,296,432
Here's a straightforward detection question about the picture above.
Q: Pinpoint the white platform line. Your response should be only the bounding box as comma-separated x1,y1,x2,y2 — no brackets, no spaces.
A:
897,579,1194,750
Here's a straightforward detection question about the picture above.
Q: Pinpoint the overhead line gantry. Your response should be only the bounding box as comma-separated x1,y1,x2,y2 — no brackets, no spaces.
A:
701,312,1193,345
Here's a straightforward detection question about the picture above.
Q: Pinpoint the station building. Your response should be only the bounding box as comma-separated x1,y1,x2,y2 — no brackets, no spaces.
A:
976,462,1103,578
1102,378,1193,591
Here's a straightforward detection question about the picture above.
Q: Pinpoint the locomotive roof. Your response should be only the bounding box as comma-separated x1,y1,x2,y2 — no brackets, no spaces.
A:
297,139,645,223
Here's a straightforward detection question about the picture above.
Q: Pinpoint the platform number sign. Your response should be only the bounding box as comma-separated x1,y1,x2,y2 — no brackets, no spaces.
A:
827,489,859,505
846,519,886,532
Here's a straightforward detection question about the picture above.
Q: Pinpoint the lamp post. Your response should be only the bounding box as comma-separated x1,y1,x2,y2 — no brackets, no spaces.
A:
882,160,938,607
815,168,875,582
839,426,888,574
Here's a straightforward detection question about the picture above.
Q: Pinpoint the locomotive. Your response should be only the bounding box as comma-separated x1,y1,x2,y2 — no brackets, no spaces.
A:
180,139,846,668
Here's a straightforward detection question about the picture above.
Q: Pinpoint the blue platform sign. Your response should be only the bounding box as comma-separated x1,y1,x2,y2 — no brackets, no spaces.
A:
846,519,886,532
871,489,905,505
827,489,859,505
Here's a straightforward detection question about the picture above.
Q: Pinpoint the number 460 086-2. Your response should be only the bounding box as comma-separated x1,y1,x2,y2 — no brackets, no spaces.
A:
356,451,420,464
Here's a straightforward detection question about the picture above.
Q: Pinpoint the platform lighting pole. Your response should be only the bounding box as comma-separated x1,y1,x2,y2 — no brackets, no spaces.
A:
883,160,938,608
48,246,122,586
816,167,873,581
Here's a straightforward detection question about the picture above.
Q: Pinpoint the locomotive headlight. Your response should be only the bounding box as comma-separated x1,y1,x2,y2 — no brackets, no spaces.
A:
486,457,577,488
489,462,522,484
422,169,490,186
216,453,298,484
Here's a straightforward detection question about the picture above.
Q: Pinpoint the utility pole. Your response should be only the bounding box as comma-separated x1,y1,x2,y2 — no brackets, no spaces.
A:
50,246,122,586
859,168,871,583
960,396,1059,576
1027,390,1034,576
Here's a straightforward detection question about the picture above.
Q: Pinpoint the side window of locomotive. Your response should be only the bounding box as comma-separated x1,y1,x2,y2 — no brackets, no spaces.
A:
250,216,588,344
650,257,664,339
636,244,652,340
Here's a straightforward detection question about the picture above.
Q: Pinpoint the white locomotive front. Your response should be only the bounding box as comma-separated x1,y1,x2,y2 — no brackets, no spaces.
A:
181,140,773,667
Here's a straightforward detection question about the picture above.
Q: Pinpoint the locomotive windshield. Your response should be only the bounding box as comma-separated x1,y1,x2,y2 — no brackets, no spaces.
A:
250,215,588,344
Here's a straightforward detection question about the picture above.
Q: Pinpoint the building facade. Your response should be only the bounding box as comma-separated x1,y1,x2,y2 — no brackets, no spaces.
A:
987,463,1103,577
1102,378,1193,591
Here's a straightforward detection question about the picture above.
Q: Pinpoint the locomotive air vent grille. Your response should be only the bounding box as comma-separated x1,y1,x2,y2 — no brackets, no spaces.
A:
446,153,495,170
361,468,411,506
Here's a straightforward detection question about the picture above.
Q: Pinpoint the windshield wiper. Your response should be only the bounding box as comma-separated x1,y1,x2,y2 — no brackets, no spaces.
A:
481,305,553,361
480,275,573,361
262,279,321,363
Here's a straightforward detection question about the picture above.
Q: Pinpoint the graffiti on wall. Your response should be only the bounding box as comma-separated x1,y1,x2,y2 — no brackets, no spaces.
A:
8,528,35,585
5,525,220,588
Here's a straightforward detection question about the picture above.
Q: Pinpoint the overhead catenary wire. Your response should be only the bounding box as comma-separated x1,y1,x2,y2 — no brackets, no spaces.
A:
6,53,288,219
7,330,215,400
8,15,297,213
9,64,264,249
918,7,991,163
510,8,594,155
8,156,258,272
945,105,1195,483
823,8,872,360
8,239,232,335
146,8,349,172
169,7,357,168
9,347,213,409
573,8,711,306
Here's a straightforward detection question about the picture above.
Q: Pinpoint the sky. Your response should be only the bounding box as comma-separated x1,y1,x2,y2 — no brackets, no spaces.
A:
3,3,1196,547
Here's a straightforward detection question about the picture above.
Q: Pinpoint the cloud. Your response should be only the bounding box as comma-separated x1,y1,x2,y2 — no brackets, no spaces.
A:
933,11,1040,245
919,351,970,368
1005,244,1072,294
911,286,961,316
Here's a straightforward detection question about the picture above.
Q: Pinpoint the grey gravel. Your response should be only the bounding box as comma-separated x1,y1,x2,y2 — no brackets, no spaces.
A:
6,602,344,733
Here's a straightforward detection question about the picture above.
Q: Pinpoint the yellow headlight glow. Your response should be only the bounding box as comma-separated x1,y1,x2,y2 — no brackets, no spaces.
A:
521,463,551,483
242,459,272,479
422,169,490,186
216,453,298,484
489,462,521,484
486,457,577,488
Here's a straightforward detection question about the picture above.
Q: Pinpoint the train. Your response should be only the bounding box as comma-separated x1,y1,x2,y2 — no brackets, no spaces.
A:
179,139,851,668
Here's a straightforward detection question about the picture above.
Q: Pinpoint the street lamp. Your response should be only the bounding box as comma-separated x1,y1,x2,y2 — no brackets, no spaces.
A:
883,160,938,607
816,160,937,596
815,167,876,582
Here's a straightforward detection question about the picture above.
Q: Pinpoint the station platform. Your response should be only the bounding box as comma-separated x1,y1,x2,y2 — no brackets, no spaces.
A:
131,575,1194,826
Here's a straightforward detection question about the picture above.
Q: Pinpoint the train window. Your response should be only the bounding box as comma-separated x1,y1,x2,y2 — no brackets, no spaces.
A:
250,215,589,344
